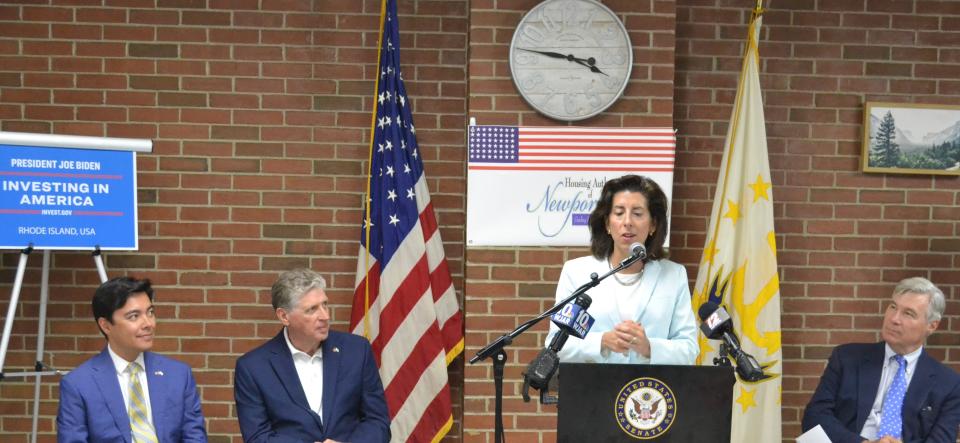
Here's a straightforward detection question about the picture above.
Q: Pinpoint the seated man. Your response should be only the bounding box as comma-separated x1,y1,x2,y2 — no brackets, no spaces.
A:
234,268,390,443
57,277,206,443
802,277,960,443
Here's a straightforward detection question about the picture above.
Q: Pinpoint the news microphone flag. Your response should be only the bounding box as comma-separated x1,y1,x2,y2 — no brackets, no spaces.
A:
691,3,782,443
550,303,595,339
351,1,464,441
698,302,732,340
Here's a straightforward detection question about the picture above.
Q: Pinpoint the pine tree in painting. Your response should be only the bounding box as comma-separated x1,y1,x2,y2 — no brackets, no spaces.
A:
870,111,900,167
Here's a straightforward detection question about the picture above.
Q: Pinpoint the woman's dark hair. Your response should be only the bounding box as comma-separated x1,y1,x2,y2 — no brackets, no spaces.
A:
92,276,154,337
588,174,669,261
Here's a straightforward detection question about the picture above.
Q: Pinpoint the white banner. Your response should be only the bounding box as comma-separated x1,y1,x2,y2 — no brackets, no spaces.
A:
466,125,675,246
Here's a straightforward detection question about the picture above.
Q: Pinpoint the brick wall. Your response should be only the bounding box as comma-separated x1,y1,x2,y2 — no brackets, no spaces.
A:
463,1,960,442
0,1,467,442
2,0,959,442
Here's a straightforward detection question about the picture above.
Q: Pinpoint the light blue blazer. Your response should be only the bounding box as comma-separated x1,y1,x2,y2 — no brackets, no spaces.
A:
546,256,699,365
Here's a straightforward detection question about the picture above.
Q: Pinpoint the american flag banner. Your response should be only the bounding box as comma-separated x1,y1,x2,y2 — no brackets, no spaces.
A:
466,125,676,246
351,0,464,442
468,126,676,171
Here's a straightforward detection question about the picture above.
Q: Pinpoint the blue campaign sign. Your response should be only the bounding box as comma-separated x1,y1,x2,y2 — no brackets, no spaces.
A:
0,144,138,250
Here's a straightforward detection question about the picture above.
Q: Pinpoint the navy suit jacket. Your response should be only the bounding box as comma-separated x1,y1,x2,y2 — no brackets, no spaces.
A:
234,330,390,443
56,348,206,443
802,342,960,443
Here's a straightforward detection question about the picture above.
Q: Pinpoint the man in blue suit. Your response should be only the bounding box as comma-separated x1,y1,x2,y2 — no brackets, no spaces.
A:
234,269,390,443
803,277,960,443
57,277,206,443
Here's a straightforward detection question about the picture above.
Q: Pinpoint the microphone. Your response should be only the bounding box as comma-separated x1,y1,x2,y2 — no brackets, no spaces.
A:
698,301,733,341
619,242,647,268
548,296,596,348
523,294,595,402
697,302,764,382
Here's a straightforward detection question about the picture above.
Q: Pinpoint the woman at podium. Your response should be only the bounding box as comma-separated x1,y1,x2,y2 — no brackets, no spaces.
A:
546,174,699,365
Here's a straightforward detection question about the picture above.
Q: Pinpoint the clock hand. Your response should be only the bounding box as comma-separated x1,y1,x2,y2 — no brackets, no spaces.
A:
517,47,570,60
517,48,609,77
518,48,610,76
571,56,609,76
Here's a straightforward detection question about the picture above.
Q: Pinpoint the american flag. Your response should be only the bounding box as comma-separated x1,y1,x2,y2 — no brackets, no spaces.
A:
467,126,676,171
351,1,464,442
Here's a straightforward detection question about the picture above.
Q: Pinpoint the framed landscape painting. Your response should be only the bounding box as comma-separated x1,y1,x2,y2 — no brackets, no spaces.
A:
862,102,960,175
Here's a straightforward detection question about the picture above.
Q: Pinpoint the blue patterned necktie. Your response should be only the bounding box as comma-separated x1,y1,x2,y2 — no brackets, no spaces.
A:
878,355,907,439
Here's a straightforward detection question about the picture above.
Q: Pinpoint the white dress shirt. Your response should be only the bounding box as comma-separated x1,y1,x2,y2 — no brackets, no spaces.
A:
106,345,153,426
284,328,324,420
860,343,922,440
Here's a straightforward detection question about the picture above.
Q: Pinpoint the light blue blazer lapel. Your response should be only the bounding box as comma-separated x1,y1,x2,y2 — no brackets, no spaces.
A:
91,348,132,443
621,260,661,323
321,335,342,428
144,352,167,441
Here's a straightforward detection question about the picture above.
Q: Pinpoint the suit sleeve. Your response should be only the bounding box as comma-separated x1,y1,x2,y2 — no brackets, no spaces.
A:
179,368,208,443
347,340,391,443
234,358,301,443
56,376,89,443
646,264,698,366
909,376,960,443
801,347,866,443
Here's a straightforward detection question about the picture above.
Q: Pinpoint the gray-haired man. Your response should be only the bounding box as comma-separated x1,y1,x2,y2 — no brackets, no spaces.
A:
234,269,390,443
802,277,960,443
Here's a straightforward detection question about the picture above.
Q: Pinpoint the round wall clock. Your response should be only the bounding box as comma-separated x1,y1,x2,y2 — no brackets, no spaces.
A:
509,0,633,121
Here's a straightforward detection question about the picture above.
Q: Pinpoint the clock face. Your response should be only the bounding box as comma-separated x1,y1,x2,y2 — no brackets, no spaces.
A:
509,0,633,121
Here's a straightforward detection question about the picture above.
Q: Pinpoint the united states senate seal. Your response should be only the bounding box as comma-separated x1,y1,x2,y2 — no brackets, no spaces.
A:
614,377,677,439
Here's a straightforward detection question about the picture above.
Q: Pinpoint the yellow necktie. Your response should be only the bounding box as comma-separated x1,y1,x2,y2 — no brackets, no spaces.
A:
127,362,159,443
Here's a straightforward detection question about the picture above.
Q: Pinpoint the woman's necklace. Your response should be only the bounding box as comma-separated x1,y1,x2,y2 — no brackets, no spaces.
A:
610,259,644,286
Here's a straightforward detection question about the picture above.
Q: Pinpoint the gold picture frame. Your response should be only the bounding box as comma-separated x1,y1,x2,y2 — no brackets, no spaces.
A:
862,102,960,175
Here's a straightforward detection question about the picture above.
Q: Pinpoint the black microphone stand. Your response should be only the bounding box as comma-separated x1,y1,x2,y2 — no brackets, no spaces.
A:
469,253,644,443
712,331,765,381
713,341,732,367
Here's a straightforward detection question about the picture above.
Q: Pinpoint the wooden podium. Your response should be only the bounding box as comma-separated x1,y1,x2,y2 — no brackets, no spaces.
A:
558,363,735,442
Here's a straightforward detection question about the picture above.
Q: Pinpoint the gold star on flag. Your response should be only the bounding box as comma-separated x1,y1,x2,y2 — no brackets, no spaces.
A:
703,239,719,265
749,174,771,202
724,199,741,224
736,386,757,412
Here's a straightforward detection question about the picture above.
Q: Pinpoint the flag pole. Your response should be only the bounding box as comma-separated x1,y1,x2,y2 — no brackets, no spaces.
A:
752,0,765,32
359,0,389,339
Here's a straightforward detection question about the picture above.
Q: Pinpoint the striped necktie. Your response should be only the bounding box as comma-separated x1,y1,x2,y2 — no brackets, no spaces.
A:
127,362,159,443
878,355,907,439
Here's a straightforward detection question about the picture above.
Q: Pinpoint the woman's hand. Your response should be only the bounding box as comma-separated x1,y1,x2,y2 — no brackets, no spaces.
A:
602,320,650,358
